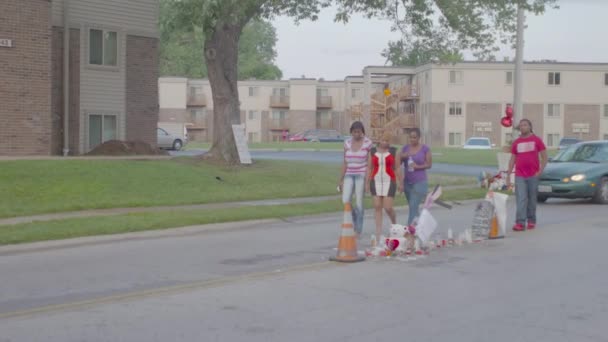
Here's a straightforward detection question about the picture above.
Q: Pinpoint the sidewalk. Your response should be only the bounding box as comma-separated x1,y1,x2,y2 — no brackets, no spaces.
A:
0,184,478,226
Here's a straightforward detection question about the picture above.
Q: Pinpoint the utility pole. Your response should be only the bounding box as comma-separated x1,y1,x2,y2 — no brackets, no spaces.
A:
512,5,525,139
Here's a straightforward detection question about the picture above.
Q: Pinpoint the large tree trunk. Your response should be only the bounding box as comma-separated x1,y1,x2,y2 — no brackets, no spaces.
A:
204,22,242,165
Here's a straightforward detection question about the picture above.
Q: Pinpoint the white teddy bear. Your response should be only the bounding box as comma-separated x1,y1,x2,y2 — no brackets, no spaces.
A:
385,224,408,254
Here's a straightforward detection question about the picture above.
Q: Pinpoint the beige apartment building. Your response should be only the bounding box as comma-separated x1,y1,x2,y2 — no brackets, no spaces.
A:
158,76,388,142
160,61,608,146
353,62,608,147
0,0,159,156
159,77,366,142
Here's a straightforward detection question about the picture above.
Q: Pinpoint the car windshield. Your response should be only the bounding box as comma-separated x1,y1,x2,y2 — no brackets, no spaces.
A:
553,143,608,163
466,139,490,146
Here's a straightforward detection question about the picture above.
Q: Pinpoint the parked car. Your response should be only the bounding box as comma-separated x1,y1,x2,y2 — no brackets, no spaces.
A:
157,127,187,151
538,140,608,204
289,129,343,142
463,137,494,150
558,137,582,150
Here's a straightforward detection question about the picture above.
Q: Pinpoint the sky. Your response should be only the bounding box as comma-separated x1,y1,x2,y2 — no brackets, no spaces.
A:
272,0,608,80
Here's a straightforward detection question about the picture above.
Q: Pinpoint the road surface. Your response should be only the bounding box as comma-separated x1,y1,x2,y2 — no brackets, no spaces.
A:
1,199,607,341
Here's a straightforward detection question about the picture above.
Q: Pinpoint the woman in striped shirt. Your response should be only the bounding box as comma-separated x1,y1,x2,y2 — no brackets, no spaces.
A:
338,121,373,237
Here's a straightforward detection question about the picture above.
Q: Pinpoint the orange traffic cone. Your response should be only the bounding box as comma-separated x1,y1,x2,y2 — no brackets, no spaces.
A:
488,214,504,239
330,203,365,263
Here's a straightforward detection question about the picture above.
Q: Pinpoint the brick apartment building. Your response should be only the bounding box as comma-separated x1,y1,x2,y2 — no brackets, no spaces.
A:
160,61,608,147
0,0,159,156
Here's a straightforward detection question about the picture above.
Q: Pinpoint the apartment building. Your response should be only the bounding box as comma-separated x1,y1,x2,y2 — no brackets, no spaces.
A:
159,77,355,142
0,0,159,156
353,62,608,147
160,61,608,147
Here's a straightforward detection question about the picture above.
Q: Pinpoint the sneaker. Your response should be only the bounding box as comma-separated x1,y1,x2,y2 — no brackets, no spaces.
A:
527,222,536,230
512,223,525,232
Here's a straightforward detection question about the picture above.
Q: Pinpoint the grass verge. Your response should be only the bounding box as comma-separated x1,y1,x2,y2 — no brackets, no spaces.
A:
0,159,474,219
0,187,493,246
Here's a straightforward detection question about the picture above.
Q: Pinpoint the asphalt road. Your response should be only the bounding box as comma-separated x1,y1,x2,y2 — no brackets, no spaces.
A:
1,199,607,341
173,149,495,177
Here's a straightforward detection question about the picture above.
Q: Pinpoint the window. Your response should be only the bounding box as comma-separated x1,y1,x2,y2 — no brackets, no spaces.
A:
351,88,361,99
317,88,329,97
248,110,258,120
89,29,117,66
604,73,608,86
449,102,463,116
604,134,608,141
604,104,608,118
190,109,205,122
449,70,463,85
425,72,429,84
273,88,288,96
248,132,259,142
272,110,287,120
248,87,259,97
546,133,560,147
449,133,462,146
89,114,117,149
548,72,561,86
547,104,561,117
189,85,203,98
506,71,513,85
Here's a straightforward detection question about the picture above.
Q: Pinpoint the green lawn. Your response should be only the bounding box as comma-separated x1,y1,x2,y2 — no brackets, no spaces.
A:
0,187,491,246
0,159,475,219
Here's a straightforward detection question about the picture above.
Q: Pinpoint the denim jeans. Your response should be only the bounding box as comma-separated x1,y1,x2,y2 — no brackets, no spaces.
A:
515,176,539,225
404,181,428,225
342,174,365,235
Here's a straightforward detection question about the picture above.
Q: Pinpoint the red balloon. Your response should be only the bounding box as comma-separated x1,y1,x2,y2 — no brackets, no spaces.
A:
501,116,513,128
505,105,514,118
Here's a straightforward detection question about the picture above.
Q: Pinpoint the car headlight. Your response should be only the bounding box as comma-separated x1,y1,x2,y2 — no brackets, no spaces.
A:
570,174,586,182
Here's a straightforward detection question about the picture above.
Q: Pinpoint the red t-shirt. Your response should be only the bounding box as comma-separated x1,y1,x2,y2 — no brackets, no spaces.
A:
511,134,546,178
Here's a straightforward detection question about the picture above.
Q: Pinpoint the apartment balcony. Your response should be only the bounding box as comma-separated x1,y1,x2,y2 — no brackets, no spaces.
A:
397,85,419,99
269,95,290,108
187,94,207,107
317,96,333,109
268,118,289,130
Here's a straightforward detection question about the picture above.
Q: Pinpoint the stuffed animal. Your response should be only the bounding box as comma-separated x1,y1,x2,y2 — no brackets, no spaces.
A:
385,224,410,254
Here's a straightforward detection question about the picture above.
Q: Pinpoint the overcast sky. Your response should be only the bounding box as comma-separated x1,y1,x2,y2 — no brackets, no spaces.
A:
272,0,608,80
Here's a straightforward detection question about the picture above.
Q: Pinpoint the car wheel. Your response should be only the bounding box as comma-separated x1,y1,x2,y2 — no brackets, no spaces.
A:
537,196,548,203
592,176,608,204
172,139,183,151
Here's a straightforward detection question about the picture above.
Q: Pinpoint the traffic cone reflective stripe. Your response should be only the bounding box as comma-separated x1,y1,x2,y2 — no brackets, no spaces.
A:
330,203,365,263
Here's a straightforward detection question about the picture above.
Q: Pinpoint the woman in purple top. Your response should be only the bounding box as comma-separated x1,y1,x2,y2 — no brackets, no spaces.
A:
397,128,433,225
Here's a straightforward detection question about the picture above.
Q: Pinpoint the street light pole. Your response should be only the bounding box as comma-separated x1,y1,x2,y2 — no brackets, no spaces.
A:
512,5,525,138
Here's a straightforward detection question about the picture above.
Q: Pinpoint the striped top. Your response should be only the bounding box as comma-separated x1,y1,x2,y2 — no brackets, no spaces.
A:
344,137,373,175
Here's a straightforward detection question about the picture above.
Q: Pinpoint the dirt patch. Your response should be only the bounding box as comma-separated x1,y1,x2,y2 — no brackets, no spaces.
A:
86,140,169,156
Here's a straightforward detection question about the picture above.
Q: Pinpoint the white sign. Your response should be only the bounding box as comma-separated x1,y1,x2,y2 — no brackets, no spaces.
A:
0,39,13,48
232,124,252,164
572,123,589,133
474,121,493,132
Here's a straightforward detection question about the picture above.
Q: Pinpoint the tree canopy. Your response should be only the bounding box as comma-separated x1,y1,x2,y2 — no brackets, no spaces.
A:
159,1,282,79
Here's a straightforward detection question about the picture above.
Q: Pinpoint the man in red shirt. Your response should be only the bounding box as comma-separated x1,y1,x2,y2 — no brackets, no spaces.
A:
506,119,548,231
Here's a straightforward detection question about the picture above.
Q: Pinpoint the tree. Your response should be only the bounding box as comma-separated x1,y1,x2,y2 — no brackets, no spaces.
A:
164,0,557,165
382,39,464,66
160,1,282,80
